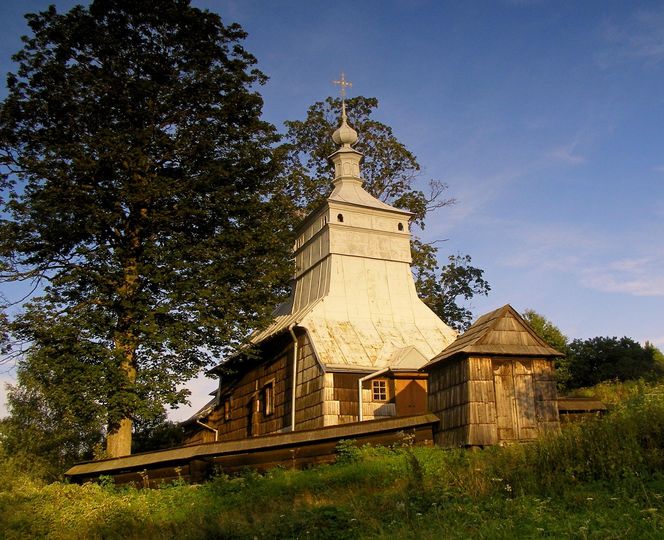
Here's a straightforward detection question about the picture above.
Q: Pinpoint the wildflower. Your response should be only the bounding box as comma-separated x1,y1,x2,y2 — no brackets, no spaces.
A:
505,484,512,492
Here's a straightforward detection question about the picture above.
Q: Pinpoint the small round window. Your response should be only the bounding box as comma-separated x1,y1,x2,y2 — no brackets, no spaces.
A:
398,222,404,231
337,213,344,223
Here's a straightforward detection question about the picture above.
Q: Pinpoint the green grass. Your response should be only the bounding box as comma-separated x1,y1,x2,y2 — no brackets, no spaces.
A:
3,384,664,539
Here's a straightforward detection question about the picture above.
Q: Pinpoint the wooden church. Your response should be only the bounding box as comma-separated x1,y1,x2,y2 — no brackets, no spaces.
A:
183,97,457,445
183,92,563,448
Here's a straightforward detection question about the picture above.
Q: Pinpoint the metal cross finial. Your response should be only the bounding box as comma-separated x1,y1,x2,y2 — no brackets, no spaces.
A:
333,72,353,100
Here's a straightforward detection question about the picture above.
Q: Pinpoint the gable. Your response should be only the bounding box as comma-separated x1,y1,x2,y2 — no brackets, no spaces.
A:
424,304,564,368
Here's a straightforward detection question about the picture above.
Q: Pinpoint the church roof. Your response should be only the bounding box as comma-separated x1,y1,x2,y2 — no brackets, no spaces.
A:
249,296,452,372
423,304,564,368
327,177,412,214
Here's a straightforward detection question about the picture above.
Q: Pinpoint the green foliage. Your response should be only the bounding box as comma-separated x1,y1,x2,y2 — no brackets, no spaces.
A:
521,309,569,354
0,0,292,454
335,439,363,464
522,309,571,388
564,336,664,389
567,378,652,406
1,371,104,480
132,411,185,454
281,96,489,330
416,252,491,331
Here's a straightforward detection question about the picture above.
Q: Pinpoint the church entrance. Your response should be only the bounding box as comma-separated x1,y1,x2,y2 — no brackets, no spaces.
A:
492,359,538,441
394,378,428,416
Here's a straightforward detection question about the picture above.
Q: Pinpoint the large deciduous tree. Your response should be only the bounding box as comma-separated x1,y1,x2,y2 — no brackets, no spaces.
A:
280,96,489,330
0,0,292,457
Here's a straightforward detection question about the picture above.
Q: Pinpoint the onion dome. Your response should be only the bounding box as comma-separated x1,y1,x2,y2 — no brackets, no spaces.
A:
332,101,358,147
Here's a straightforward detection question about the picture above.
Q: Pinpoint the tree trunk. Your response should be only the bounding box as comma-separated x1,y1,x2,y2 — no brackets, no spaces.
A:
106,417,133,457
106,227,141,458
105,341,137,458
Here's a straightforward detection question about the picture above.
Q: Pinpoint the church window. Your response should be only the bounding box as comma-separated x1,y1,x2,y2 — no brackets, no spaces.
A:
337,213,344,222
262,381,275,416
398,222,404,231
372,379,388,402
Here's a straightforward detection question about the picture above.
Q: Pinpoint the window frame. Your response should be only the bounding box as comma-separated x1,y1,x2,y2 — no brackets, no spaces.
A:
372,379,388,402
262,379,275,416
223,396,232,421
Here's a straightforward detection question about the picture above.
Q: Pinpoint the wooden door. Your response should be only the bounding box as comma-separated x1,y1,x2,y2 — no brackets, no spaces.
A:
493,359,537,441
395,379,427,416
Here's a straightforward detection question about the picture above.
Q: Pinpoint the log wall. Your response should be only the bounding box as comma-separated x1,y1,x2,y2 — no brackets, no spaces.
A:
428,357,471,447
186,331,443,445
428,356,559,447
467,357,499,445
531,358,561,432
294,332,326,430
215,347,293,441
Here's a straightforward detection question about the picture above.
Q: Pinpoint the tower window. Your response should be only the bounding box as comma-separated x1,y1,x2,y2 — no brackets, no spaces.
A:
372,379,388,402
337,213,344,223
398,222,404,231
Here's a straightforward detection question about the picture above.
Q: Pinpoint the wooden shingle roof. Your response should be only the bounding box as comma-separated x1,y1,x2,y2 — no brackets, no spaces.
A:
423,304,564,369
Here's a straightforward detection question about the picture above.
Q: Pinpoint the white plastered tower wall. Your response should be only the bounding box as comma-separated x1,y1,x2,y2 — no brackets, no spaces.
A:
251,98,457,426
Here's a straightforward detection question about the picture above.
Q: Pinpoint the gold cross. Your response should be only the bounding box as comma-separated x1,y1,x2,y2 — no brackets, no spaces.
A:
333,72,352,100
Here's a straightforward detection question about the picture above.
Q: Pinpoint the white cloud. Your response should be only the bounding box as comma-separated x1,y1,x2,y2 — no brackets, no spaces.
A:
581,257,664,297
547,143,586,165
480,218,664,299
598,7,664,68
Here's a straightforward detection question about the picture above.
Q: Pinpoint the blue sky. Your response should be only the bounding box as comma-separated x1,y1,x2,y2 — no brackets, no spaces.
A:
1,1,663,419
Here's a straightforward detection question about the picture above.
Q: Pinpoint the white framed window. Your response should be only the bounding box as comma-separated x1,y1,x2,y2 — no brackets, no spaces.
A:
372,379,387,402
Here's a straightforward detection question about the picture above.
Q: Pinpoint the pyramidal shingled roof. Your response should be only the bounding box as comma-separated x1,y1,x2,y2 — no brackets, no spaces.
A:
423,304,564,369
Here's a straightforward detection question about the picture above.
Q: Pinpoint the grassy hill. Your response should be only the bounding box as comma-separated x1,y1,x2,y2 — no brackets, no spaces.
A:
2,383,664,539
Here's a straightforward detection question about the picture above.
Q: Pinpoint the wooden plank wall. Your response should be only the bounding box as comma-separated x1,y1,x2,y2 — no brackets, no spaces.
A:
532,358,560,433
428,356,560,447
428,358,470,447
183,342,294,445
294,332,326,431
330,373,360,424
467,357,499,445
216,350,292,441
